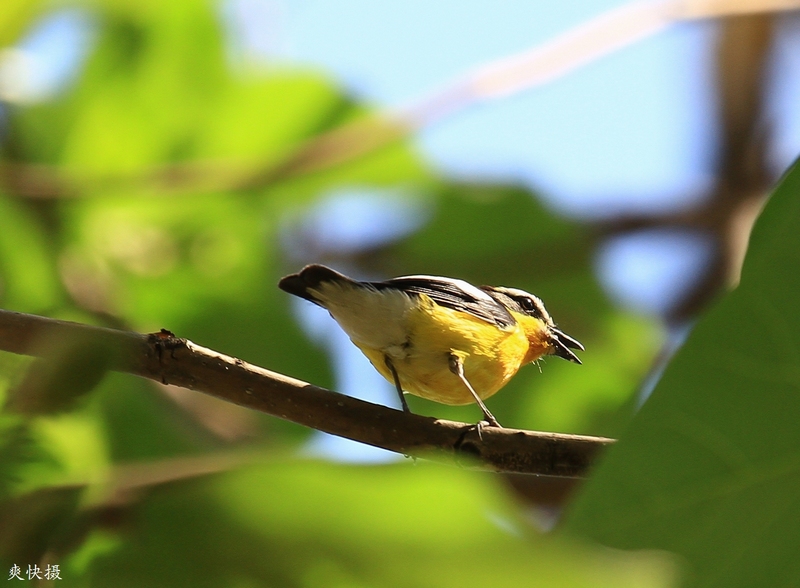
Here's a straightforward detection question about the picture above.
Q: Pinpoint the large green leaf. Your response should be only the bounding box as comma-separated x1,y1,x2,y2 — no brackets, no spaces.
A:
566,160,800,586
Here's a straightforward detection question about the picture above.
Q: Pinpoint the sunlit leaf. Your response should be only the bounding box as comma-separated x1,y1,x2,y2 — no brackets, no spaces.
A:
566,161,800,586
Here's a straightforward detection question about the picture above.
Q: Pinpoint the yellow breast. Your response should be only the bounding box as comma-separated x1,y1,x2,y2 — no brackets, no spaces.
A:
356,295,535,406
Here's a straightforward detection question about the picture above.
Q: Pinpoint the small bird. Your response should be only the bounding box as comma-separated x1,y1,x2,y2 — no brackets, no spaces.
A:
279,264,583,427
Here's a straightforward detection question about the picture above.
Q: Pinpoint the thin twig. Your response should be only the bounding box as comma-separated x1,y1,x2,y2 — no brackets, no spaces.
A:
0,309,612,477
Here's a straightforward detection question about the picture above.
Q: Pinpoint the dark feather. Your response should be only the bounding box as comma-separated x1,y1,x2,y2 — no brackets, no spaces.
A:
372,276,515,329
278,264,355,305
280,265,516,328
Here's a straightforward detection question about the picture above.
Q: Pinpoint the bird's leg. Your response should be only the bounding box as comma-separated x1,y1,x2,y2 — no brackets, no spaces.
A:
385,356,410,413
448,353,502,428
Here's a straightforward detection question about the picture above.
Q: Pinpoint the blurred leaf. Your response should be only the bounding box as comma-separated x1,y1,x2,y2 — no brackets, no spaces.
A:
195,72,352,160
265,119,433,207
96,373,220,462
77,460,676,588
395,183,583,272
0,372,109,508
0,350,31,403
0,416,53,500
6,0,227,170
23,411,110,489
0,0,44,46
0,485,82,568
59,0,229,174
5,332,112,415
59,191,334,419
62,194,267,324
0,195,61,313
566,161,800,586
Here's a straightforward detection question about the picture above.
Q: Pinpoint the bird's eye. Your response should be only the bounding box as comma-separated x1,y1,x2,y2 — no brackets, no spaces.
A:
517,296,544,318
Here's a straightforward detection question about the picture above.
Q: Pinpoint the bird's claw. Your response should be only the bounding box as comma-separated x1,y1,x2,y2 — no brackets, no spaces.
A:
475,416,503,440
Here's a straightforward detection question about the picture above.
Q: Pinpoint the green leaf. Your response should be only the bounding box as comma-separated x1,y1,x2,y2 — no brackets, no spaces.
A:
0,485,82,568
566,159,800,586
76,460,676,587
195,72,352,161
96,373,218,462
7,0,229,171
4,334,112,415
0,416,51,500
0,0,45,47
0,196,61,313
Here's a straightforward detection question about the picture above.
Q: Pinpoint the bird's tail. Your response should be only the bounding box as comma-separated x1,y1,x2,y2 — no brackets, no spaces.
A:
278,264,357,305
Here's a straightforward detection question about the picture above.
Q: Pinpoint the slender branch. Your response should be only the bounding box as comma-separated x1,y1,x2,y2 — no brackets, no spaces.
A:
0,309,611,477
403,0,677,127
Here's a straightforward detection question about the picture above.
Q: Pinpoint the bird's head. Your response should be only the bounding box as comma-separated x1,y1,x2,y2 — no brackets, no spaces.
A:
484,286,584,365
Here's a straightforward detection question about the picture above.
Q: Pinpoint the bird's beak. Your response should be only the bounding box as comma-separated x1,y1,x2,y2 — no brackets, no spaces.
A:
549,328,584,364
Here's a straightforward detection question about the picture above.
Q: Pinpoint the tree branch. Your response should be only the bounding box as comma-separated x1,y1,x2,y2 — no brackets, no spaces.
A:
0,309,612,477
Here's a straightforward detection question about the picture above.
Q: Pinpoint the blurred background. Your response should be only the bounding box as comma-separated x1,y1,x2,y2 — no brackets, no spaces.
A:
0,0,797,585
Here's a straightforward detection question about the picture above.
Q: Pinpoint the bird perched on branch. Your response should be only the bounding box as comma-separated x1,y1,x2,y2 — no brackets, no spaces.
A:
279,264,583,427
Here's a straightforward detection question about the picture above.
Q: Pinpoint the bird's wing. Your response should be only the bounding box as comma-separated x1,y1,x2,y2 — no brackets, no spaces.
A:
371,275,515,329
